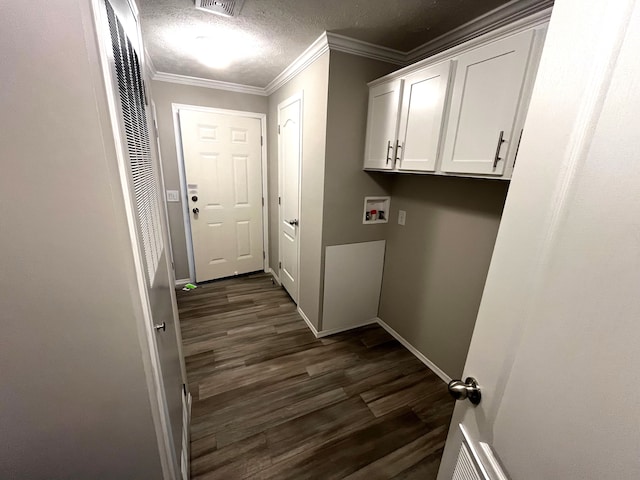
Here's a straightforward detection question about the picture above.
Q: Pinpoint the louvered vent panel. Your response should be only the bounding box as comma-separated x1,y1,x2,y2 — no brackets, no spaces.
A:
105,0,163,284
195,0,245,17
453,443,483,480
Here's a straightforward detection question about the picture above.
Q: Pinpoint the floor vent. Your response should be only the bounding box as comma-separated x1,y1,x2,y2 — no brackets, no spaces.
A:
195,0,245,17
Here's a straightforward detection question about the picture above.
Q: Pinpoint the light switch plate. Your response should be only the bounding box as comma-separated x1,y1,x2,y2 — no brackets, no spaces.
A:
166,190,180,202
398,210,406,226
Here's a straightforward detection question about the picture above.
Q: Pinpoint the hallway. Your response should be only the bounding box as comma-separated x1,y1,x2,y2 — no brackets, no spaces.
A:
177,273,454,479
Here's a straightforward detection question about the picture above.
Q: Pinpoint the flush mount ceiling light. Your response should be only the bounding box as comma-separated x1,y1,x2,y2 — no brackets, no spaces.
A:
194,30,258,69
194,35,235,69
195,0,245,18
165,24,261,70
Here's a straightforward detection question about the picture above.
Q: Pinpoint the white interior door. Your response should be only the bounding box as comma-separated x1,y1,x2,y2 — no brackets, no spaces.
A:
440,30,535,176
179,109,264,283
278,94,302,302
438,1,640,479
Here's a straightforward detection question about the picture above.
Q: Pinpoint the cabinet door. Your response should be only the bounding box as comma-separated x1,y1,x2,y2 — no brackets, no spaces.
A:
396,61,452,172
440,30,535,175
364,79,403,170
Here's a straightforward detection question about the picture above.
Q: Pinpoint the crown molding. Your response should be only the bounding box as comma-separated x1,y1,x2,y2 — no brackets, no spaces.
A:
264,31,407,95
406,0,554,63
147,0,553,96
153,71,268,96
264,32,330,95
325,32,406,65
151,30,406,97
369,5,552,87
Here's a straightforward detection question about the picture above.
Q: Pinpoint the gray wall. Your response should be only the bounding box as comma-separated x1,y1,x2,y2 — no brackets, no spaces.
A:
0,2,163,477
323,52,397,246
151,80,268,280
268,52,330,327
320,51,397,328
379,175,509,378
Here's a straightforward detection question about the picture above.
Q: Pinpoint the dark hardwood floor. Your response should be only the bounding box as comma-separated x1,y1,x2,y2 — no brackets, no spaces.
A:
177,273,454,479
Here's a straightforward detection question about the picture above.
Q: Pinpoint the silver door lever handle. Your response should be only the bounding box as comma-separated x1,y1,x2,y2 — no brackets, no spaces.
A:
286,219,299,226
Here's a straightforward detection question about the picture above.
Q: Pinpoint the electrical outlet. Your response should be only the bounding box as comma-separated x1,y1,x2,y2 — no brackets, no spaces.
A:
398,210,406,226
166,190,180,202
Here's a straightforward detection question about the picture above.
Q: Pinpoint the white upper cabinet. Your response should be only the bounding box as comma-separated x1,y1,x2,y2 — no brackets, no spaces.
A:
396,61,452,172
440,30,535,176
363,15,548,180
363,79,403,170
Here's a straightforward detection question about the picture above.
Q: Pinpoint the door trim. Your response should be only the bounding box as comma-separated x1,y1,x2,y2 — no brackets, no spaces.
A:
277,92,303,303
172,104,270,283
151,100,189,389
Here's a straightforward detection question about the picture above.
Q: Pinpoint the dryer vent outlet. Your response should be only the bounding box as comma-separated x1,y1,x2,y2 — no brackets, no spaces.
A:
195,0,245,17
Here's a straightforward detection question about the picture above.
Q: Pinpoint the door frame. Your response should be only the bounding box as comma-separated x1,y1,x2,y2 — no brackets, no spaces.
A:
277,92,304,302
172,104,270,283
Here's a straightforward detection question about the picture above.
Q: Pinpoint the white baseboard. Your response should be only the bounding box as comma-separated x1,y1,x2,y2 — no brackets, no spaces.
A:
175,278,191,286
298,308,376,338
180,390,192,480
315,319,379,338
267,268,281,285
296,309,451,384
375,318,452,383
297,307,320,337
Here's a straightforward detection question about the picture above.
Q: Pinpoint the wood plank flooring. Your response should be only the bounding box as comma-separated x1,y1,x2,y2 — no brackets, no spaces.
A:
177,273,454,479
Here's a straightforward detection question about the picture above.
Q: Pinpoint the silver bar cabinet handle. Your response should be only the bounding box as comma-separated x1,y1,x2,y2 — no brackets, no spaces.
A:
386,140,393,164
493,130,506,169
395,140,403,164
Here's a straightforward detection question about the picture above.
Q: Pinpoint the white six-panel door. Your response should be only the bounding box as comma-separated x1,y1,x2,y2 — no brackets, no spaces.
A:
179,109,264,283
278,94,302,302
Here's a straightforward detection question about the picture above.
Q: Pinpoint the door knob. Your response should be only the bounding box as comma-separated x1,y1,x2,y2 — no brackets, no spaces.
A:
154,322,166,332
192,208,199,215
448,377,481,405
286,219,299,226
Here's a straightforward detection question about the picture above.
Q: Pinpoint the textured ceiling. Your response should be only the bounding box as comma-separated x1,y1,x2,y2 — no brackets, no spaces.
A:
139,0,512,87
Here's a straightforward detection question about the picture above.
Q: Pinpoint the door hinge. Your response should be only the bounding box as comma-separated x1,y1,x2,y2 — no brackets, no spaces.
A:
278,196,281,205
279,261,282,269
171,261,175,270
278,125,281,134
263,251,266,260
262,197,264,206
261,135,264,146
182,384,187,396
